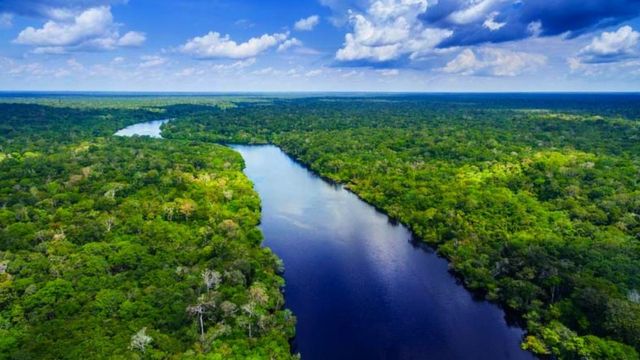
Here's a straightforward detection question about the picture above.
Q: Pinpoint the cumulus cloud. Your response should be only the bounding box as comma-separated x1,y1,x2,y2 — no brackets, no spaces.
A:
426,0,640,47
568,56,640,77
181,31,288,59
568,26,640,75
0,0,127,19
336,0,452,63
447,0,502,25
15,6,113,46
575,26,639,64
443,47,546,76
118,31,146,47
13,6,145,52
483,12,505,31
326,0,640,48
294,15,320,31
278,38,303,52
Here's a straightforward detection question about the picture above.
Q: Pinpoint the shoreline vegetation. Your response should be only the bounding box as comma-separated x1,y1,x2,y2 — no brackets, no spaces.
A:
1,93,640,359
0,103,296,359
161,95,640,359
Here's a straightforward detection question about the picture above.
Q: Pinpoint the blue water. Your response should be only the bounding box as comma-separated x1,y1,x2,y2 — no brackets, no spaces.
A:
233,145,535,360
115,119,534,359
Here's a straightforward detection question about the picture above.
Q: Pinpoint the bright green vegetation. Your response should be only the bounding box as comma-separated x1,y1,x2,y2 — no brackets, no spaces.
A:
2,94,640,360
163,96,640,359
0,103,295,359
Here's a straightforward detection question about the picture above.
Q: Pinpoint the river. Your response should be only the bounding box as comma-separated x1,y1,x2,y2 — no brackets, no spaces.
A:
116,121,534,360
114,119,171,138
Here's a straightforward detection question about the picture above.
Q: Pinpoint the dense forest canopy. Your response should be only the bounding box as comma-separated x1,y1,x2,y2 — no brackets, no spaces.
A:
162,94,640,359
1,93,640,359
0,102,295,359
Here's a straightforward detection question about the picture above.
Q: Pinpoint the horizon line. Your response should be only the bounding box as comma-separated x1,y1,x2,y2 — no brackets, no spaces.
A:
1,90,639,95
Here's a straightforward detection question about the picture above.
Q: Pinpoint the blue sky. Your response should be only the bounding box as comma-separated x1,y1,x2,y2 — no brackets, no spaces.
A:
0,0,639,92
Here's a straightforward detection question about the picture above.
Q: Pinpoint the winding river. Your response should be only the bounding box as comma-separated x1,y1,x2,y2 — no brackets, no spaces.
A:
116,121,534,360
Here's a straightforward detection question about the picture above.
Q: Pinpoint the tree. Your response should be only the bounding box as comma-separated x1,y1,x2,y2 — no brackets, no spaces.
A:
178,199,197,221
187,298,215,339
241,302,257,338
129,327,153,353
202,269,221,294
187,304,206,338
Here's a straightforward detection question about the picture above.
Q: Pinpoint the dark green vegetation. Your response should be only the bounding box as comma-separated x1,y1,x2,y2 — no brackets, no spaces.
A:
162,95,640,359
2,94,640,360
0,103,295,359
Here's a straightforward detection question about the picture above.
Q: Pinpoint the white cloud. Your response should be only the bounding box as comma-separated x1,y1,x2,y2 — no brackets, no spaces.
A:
15,6,113,46
447,0,502,25
1,57,75,78
305,69,323,77
0,12,13,28
176,67,202,77
278,38,303,52
181,31,288,59
483,12,505,31
294,15,320,31
527,21,542,37
378,68,399,76
252,67,277,75
139,55,167,68
46,8,75,21
568,56,640,77
206,59,257,72
443,48,547,76
444,48,477,74
225,58,256,69
31,46,66,54
66,58,84,71
336,0,452,62
341,70,360,77
175,58,256,78
118,31,146,47
13,6,145,52
577,25,639,63
211,58,256,71
569,26,640,74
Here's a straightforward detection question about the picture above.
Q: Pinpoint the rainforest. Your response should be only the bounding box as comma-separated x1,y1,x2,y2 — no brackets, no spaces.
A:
1,93,640,360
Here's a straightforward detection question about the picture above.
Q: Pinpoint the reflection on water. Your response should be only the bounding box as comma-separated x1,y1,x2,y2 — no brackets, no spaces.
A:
233,144,534,360
114,119,171,138
112,118,534,360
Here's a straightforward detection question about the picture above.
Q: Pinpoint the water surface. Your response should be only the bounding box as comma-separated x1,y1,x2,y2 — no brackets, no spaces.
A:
114,119,171,138
115,120,533,360
233,144,534,360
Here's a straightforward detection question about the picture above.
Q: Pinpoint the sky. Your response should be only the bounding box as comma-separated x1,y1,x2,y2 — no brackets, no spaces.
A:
0,0,639,92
